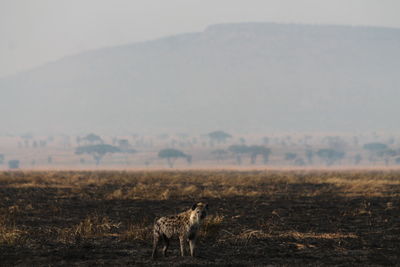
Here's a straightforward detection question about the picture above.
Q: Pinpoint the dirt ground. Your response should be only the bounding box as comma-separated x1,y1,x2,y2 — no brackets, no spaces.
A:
0,170,399,266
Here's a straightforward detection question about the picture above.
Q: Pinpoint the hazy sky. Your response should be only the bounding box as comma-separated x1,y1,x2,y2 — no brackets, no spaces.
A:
1,0,400,78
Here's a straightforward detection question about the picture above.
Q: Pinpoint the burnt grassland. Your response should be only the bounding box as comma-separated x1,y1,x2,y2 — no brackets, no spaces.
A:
0,170,399,266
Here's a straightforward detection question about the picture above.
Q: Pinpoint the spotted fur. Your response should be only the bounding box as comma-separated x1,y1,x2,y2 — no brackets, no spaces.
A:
152,202,209,258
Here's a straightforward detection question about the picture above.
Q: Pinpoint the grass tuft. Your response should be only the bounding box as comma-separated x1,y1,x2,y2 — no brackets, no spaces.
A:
57,214,120,243
200,214,224,240
122,219,152,242
0,214,26,245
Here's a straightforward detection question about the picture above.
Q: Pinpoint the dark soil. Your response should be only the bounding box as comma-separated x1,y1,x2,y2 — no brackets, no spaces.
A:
0,171,399,266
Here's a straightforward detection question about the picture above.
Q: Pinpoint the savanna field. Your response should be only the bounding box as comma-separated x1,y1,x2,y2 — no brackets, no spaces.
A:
1,170,399,266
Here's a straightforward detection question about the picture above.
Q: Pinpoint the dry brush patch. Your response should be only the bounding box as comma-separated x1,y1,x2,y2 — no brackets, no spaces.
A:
122,219,152,242
57,214,121,244
0,214,26,246
2,170,400,199
199,214,225,240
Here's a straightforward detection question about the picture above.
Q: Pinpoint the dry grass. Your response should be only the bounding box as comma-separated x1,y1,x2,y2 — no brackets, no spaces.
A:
122,220,152,242
57,214,120,244
1,170,400,200
233,229,357,241
0,170,399,265
199,214,224,240
0,214,26,245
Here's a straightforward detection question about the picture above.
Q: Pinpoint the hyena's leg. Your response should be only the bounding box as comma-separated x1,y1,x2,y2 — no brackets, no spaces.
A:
188,230,198,257
152,232,161,259
179,235,186,256
162,234,169,257
189,236,197,257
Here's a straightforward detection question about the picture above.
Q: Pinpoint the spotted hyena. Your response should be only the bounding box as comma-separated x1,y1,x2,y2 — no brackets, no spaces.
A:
152,202,209,258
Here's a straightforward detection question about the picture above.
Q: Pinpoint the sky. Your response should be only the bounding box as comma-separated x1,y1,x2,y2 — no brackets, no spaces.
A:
1,0,400,78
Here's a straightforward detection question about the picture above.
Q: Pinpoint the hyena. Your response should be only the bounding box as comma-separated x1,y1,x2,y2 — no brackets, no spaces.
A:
152,202,209,258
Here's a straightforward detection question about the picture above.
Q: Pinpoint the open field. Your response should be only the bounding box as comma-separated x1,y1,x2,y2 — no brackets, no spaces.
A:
4,132,400,170
1,170,400,266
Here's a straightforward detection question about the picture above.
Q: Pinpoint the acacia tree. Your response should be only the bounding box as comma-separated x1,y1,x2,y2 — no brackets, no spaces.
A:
261,148,272,164
363,142,392,163
208,131,232,144
285,152,297,161
21,133,33,148
248,145,271,164
228,145,271,165
305,149,314,164
285,152,297,164
228,145,248,165
82,133,103,145
377,149,397,165
118,139,130,149
316,148,345,166
114,139,137,165
211,149,228,162
75,144,120,165
158,148,191,168
8,160,20,169
363,142,388,152
354,154,362,165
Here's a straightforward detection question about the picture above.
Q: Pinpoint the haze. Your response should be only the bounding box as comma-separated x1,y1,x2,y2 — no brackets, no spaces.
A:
1,0,400,78
1,0,400,135
0,1,399,171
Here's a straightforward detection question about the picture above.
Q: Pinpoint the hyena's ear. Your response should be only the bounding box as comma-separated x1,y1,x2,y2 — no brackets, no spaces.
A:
205,204,209,210
191,203,198,210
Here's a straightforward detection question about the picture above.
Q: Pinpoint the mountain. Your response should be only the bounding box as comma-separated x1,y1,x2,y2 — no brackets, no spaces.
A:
1,22,400,134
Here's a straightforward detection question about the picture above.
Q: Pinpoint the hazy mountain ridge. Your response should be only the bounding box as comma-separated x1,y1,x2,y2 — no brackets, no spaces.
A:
1,22,400,134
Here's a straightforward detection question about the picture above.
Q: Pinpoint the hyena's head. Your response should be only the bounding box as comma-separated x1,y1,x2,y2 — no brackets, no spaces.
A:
189,202,209,224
